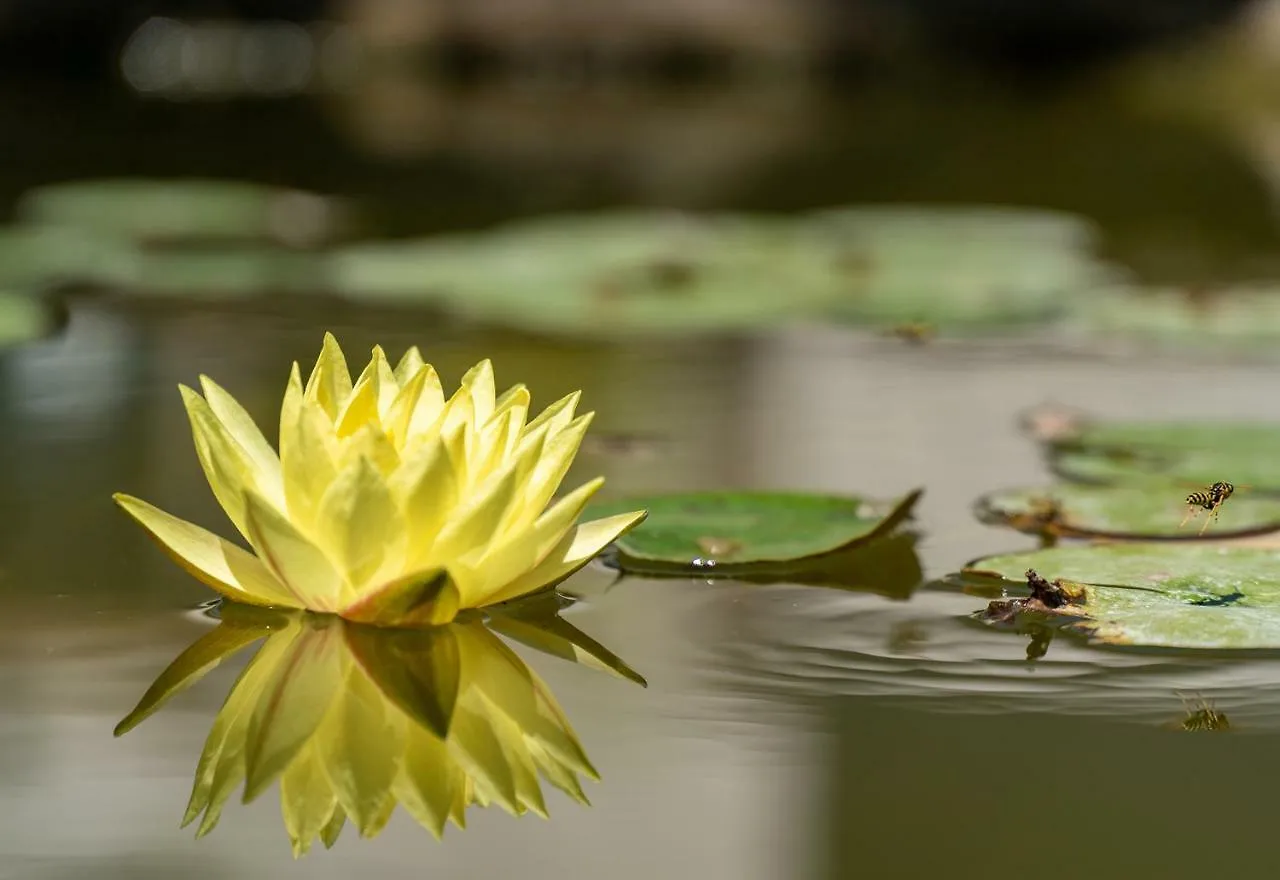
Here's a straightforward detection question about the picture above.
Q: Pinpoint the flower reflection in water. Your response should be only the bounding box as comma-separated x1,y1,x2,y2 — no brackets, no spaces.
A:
115,600,644,856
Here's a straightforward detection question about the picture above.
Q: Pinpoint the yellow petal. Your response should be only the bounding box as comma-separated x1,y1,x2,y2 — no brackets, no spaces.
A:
350,345,399,422
447,701,519,814
393,346,426,385
394,724,461,838
199,375,283,502
181,384,275,540
486,708,547,817
115,618,273,736
383,365,430,449
304,332,353,422
280,743,339,858
185,624,296,833
528,739,590,805
461,359,496,426
313,454,403,596
486,609,646,687
279,365,338,532
243,491,344,612
522,390,580,438
403,364,445,443
392,435,459,570
462,477,603,605
320,806,346,849
334,371,379,438
113,493,301,608
480,510,646,607
318,663,403,836
508,412,595,533
340,568,460,628
345,622,460,738
430,469,519,576
335,422,399,477
244,621,345,801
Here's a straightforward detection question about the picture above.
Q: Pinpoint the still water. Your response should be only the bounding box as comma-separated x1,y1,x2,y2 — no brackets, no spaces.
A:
3,302,1280,879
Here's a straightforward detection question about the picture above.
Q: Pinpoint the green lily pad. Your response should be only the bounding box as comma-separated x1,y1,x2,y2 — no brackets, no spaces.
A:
589,488,922,574
808,206,1115,331
17,179,337,245
1068,285,1280,350
974,483,1280,539
0,288,65,347
330,211,846,336
963,542,1280,650
1048,421,1280,491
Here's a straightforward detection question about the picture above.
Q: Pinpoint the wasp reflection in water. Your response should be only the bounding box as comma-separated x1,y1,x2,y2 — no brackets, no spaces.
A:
114,604,644,856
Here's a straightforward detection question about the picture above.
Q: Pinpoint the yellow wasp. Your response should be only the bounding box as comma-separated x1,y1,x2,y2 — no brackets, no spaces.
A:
1179,481,1246,535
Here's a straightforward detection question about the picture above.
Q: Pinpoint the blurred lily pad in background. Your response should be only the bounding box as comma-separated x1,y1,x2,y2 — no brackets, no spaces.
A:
964,542,1280,650
17,178,342,246
0,288,64,347
809,206,1117,332
1068,284,1280,351
589,488,922,575
331,211,850,337
974,482,1280,539
1047,420,1280,491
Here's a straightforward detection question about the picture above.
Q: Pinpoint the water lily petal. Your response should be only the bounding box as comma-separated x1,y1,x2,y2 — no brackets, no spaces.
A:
199,376,283,501
431,469,519,580
112,493,301,608
350,345,399,423
394,724,461,838
480,509,646,607
522,390,580,439
383,365,430,449
447,701,519,814
320,806,346,849
403,364,445,443
313,454,404,596
464,477,604,605
461,359,495,426
340,568,460,628
506,412,595,533
115,618,273,736
318,663,403,836
244,621,345,801
345,623,460,739
280,743,339,858
182,384,280,538
393,346,425,385
334,371,379,439
279,364,338,532
391,435,458,567
305,332,353,422
243,491,345,611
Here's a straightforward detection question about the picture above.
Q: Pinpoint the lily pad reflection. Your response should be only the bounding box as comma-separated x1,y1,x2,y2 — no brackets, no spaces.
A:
115,603,643,856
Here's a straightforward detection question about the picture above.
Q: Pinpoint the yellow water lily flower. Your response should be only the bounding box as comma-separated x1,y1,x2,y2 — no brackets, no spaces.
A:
115,605,642,856
113,333,646,627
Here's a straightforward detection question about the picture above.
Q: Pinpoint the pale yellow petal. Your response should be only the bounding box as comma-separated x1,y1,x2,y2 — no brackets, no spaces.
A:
392,434,459,570
461,359,495,426
436,388,475,454
318,663,403,836
383,365,430,449
528,739,590,805
394,724,461,838
244,622,346,801
243,491,345,611
522,390,580,439
199,375,283,502
508,412,594,533
393,346,425,385
279,365,338,532
447,701,519,814
403,364,445,443
334,422,399,477
485,707,547,817
280,743,339,858
320,807,346,849
349,345,399,423
181,384,269,540
304,332,353,422
339,568,460,628
430,469,519,580
479,510,646,607
334,371,379,438
463,477,604,606
113,493,301,608
313,454,404,596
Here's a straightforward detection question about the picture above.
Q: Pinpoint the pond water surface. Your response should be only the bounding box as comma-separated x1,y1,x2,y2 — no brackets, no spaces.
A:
7,30,1280,876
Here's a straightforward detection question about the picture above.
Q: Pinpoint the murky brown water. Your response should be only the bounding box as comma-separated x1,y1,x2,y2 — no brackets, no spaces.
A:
6,17,1280,875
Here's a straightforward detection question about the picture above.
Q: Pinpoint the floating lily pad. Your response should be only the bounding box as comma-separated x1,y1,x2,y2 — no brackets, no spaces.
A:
1048,421,1280,491
0,288,65,347
589,488,922,574
1069,285,1280,350
963,542,1280,650
975,483,1280,539
18,179,337,246
330,211,846,336
808,206,1115,331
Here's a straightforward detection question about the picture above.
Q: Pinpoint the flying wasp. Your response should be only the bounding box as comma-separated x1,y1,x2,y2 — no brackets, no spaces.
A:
1179,481,1240,535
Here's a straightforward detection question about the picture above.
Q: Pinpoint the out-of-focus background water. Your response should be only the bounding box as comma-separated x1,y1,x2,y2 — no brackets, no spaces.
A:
4,2,1280,878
